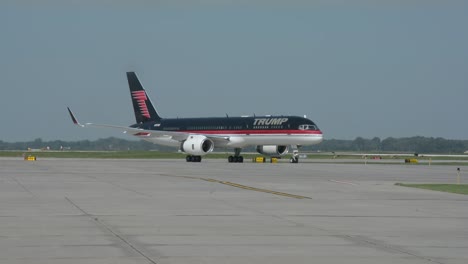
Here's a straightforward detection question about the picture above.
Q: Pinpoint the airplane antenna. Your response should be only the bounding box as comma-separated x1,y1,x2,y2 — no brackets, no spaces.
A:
304,114,307,118
226,113,229,118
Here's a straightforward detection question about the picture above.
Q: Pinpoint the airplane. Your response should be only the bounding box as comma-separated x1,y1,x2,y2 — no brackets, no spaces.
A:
68,72,323,163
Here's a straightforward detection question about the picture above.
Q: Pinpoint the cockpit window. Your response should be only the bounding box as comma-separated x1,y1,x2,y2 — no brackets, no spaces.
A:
298,124,317,130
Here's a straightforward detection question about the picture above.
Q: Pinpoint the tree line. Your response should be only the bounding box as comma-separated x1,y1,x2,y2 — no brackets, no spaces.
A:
314,136,468,154
1,136,467,154
0,137,171,152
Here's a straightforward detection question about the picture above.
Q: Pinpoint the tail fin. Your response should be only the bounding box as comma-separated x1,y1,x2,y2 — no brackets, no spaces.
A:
126,72,162,123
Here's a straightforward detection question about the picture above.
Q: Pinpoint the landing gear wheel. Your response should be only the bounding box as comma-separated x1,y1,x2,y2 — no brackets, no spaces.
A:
228,148,244,163
228,155,244,163
186,155,202,162
290,157,299,163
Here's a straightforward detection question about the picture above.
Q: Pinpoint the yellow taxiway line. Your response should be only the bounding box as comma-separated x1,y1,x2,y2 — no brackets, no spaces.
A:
160,174,311,199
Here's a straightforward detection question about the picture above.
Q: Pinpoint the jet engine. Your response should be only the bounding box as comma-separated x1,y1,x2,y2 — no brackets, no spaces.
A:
256,145,288,156
181,135,214,156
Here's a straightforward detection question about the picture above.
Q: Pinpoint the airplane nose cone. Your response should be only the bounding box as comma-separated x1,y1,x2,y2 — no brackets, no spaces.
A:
316,130,324,143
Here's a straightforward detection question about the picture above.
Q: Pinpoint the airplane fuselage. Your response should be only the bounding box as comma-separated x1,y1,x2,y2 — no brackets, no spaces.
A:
130,115,323,148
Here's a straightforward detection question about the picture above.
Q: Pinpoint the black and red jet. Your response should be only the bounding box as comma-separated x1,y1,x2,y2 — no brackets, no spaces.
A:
68,72,323,163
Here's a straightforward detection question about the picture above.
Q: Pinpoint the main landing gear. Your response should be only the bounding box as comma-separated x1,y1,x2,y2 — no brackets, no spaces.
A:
228,156,244,163
228,148,244,163
186,155,202,162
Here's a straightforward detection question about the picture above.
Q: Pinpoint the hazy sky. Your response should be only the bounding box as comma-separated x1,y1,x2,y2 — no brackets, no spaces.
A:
2,1,468,142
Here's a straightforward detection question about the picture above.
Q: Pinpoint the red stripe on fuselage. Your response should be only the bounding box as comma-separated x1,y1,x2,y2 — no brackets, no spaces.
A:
178,129,322,135
134,132,151,136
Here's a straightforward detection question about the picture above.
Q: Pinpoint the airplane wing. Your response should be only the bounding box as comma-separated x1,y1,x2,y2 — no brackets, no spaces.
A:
67,107,230,143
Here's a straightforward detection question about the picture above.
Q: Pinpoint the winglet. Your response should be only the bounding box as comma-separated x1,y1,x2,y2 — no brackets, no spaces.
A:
67,107,84,127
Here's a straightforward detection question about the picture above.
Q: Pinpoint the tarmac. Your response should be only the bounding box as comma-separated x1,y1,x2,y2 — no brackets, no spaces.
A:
0,157,467,264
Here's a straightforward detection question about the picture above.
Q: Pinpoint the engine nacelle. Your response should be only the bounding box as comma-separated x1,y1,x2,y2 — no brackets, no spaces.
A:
256,145,288,157
181,135,214,156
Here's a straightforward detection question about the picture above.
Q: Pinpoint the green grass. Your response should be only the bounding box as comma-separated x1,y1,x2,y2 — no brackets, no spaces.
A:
1,151,468,165
1,151,186,159
395,183,468,195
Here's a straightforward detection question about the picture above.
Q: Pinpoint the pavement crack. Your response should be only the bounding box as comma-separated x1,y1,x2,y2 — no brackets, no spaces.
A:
11,177,36,197
64,197,158,264
105,181,153,198
81,174,152,198
343,235,446,264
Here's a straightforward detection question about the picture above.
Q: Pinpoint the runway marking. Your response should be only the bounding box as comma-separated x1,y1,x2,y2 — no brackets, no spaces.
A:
216,180,312,199
329,179,359,186
159,174,311,199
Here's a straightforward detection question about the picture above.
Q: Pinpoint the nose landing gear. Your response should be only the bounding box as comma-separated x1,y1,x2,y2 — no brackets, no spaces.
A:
289,156,299,163
289,145,301,163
